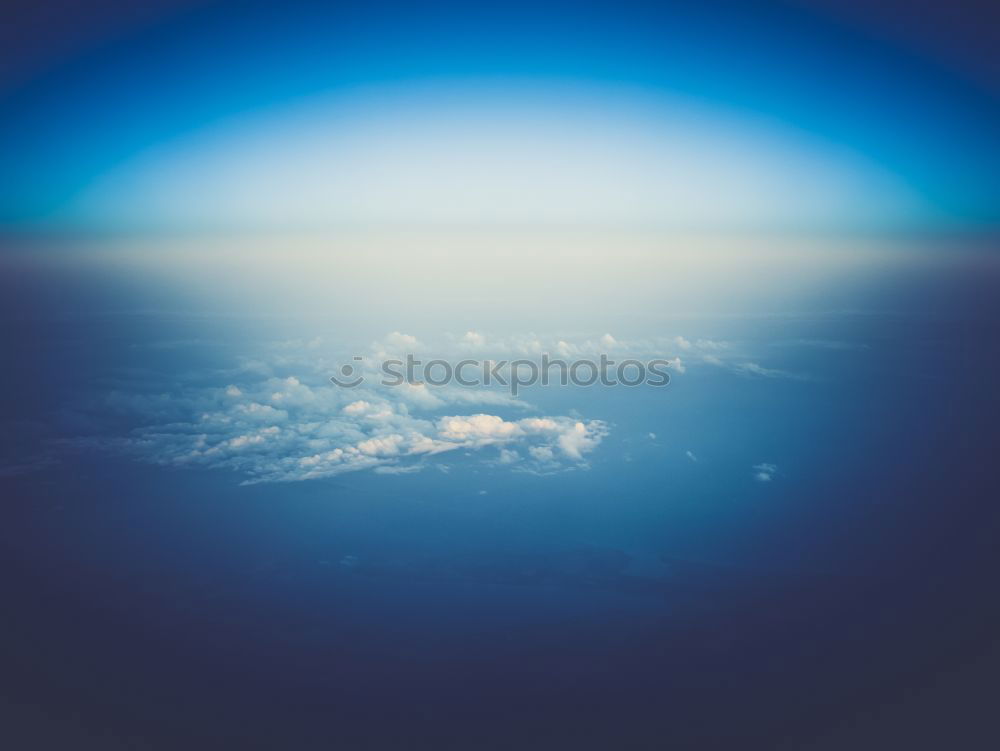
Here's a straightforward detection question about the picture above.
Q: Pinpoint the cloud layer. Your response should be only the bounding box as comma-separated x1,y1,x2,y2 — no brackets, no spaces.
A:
58,329,807,484
84,336,609,483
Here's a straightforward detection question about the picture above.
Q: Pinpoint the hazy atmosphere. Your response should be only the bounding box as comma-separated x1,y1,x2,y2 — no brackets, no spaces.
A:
2,1,999,748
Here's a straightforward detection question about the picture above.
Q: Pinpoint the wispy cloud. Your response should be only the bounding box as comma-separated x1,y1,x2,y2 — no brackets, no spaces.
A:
753,463,778,482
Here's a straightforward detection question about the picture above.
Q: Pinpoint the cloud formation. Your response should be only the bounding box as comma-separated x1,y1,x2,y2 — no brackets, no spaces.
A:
62,329,805,483
80,338,608,483
438,330,801,380
753,463,778,482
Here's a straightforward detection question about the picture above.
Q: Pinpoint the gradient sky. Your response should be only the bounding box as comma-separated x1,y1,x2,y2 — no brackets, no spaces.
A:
1,0,998,231
4,5,1000,748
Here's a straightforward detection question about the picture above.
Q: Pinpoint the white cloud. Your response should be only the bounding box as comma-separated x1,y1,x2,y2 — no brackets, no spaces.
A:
396,382,445,409
342,400,372,416
753,462,777,482
557,421,605,460
84,344,607,483
460,330,487,349
498,448,521,464
695,339,727,351
70,328,814,483
437,414,523,443
356,330,809,384
529,445,555,462
384,331,420,350
357,434,405,457
373,463,423,475
736,362,791,379
234,402,287,421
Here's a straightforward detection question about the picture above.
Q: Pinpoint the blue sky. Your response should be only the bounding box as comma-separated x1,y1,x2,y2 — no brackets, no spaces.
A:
1,0,998,230
2,4,1000,747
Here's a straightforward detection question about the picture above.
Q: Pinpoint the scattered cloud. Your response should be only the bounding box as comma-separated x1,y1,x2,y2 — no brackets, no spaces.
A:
383,331,420,350
373,464,424,475
733,362,806,380
498,448,521,464
529,445,555,461
460,330,487,349
753,463,777,482
71,337,608,483
59,329,818,483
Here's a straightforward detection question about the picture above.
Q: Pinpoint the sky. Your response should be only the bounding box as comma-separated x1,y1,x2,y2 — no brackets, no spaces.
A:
1,0,998,232
2,2,1000,749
